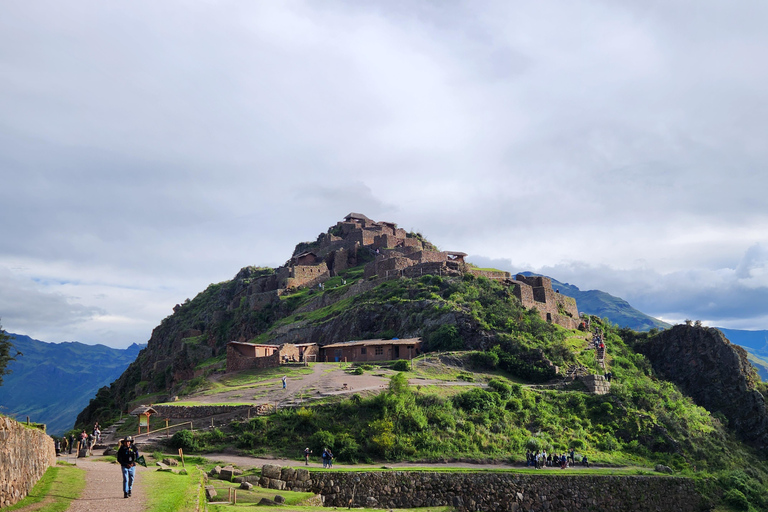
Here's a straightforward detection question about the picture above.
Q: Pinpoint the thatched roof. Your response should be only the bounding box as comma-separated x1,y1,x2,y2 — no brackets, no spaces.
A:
130,406,158,416
323,337,421,349
344,212,372,222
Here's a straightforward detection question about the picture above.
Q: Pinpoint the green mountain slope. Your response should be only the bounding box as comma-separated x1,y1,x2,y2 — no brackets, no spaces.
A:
0,334,144,435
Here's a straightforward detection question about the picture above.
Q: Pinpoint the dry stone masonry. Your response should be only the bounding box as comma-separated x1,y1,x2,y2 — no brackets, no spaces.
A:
0,416,56,508
259,464,705,512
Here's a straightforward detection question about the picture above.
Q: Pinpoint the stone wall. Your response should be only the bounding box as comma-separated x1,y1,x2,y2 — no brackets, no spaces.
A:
153,404,254,419
226,344,279,372
0,416,56,508
579,374,611,394
260,465,706,512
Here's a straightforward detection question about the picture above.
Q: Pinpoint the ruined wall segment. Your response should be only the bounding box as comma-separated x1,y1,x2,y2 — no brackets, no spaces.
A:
260,465,704,512
0,416,56,508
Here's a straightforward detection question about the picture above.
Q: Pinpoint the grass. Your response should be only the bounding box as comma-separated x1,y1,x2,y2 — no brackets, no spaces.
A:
144,466,204,512
2,462,85,512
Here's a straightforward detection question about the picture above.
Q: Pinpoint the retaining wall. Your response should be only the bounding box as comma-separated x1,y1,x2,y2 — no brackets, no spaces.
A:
260,465,706,512
0,416,56,508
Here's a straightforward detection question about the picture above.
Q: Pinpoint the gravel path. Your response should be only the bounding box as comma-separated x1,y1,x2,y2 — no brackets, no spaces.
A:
66,458,150,512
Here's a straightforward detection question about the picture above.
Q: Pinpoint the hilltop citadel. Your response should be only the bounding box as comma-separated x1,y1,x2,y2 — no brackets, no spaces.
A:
232,213,579,330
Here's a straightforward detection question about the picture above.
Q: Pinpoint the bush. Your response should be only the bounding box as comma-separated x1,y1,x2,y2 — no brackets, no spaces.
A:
309,430,336,454
169,430,199,452
469,350,499,369
425,324,464,351
488,379,512,399
392,360,411,372
723,489,750,510
452,388,499,413
352,367,364,375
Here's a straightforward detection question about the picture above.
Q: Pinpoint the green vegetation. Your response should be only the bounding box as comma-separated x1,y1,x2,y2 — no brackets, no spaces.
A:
145,466,205,512
2,462,85,512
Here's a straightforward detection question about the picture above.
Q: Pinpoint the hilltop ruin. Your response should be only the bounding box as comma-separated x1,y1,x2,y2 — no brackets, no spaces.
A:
238,213,579,329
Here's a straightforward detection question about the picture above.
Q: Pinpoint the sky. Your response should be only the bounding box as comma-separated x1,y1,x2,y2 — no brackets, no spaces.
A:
2,1,768,348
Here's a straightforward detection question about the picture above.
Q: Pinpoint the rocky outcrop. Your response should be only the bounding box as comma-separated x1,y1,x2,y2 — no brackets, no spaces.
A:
637,324,768,450
0,417,56,508
261,465,705,512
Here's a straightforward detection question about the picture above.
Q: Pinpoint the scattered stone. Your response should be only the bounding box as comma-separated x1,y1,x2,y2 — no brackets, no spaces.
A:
240,482,253,490
102,448,116,456
209,466,222,477
219,466,235,481
258,497,278,506
274,495,286,504
156,462,169,470
655,464,674,474
205,486,217,500
162,458,179,466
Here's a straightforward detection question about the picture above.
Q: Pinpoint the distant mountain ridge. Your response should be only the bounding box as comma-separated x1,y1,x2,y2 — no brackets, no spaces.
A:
0,333,144,435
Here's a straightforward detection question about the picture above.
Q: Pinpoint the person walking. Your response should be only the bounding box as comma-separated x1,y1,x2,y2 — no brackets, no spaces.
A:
117,436,139,498
304,447,311,465
282,376,287,389
68,434,75,454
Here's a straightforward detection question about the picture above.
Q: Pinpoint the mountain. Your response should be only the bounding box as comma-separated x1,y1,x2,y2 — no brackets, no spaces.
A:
72,213,768,509
0,333,144,435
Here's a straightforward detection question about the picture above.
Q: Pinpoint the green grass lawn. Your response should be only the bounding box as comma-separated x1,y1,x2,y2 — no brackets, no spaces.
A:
144,466,204,512
2,462,85,512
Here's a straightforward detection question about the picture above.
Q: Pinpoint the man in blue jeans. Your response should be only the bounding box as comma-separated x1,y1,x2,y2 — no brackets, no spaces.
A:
116,436,139,498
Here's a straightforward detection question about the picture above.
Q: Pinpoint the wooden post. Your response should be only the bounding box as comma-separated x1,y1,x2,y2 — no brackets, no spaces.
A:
178,448,185,468
234,489,237,504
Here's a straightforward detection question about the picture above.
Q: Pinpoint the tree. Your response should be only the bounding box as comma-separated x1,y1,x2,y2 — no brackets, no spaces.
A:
0,320,21,387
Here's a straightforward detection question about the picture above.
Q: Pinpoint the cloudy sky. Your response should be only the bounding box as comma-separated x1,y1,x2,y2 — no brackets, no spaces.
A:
2,1,767,348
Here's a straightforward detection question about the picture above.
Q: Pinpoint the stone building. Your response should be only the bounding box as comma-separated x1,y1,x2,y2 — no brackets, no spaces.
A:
321,338,422,362
226,342,319,372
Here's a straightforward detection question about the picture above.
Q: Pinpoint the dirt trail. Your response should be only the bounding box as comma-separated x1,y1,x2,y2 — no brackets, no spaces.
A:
65,458,150,512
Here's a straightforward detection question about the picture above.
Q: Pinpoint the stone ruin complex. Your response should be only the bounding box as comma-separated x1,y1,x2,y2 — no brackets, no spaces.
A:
238,213,579,329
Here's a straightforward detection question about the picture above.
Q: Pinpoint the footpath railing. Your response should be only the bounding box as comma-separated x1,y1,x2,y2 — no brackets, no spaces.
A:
133,421,194,439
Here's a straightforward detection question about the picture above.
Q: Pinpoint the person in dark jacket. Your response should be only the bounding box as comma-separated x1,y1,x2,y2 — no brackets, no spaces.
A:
116,436,139,498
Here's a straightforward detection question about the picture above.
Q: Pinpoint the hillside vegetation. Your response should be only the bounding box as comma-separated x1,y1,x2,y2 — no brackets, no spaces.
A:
74,222,768,511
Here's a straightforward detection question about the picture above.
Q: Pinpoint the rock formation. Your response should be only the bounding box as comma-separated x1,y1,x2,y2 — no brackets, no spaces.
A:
637,324,768,451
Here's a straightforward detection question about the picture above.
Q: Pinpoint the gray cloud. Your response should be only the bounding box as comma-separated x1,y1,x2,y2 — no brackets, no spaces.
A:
1,1,768,346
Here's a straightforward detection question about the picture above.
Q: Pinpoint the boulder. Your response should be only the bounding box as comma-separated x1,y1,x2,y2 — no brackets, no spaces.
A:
655,464,674,474
262,464,282,479
209,466,222,477
280,467,296,481
162,458,179,466
219,466,235,481
258,498,279,506
274,495,286,504
268,479,286,490
205,486,217,500
240,482,253,490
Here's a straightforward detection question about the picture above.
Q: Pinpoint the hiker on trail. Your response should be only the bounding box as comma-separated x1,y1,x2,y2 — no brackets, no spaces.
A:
322,448,330,468
61,436,68,454
117,436,139,498
282,376,287,389
304,447,312,465
68,434,75,454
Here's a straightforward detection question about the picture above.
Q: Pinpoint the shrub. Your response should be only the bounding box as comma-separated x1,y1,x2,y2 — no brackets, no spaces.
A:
352,367,364,375
723,489,750,510
425,324,464,351
309,430,336,454
488,379,512,399
392,360,411,372
469,350,499,369
452,388,499,413
169,430,199,452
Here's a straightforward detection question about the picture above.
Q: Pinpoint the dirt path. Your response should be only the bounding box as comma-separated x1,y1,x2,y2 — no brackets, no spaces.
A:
65,458,150,512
